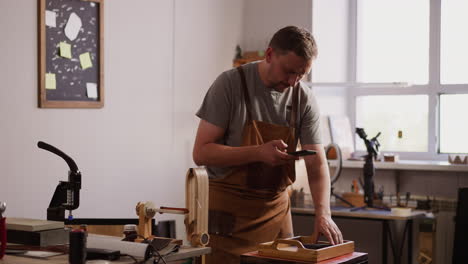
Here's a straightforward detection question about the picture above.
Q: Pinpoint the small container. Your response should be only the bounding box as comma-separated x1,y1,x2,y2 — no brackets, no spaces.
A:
122,224,138,242
391,207,412,216
69,229,87,264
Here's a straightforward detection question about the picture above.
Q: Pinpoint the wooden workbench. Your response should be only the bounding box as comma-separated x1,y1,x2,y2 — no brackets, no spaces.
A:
0,245,211,264
292,207,425,264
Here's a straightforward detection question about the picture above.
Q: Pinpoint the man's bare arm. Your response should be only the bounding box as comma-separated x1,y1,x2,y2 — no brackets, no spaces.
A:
302,144,343,245
193,119,297,167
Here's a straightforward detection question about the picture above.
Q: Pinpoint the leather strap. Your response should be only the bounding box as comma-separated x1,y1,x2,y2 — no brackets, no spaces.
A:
237,65,299,129
236,66,252,122
289,83,299,129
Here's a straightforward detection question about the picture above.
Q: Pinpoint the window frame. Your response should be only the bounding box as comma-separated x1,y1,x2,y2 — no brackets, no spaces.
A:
310,0,468,160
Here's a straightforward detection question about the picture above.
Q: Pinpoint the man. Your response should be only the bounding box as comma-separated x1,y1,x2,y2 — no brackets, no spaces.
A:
193,26,343,263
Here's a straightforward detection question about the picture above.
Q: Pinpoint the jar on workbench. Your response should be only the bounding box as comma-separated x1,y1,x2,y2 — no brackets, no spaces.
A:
122,224,138,242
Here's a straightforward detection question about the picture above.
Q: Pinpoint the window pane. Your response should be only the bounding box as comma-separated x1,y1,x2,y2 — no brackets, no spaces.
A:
441,0,468,84
355,95,428,152
357,0,429,84
439,94,468,153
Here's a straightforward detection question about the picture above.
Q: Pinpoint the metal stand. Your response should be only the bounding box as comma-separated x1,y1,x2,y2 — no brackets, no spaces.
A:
37,141,81,221
351,128,389,212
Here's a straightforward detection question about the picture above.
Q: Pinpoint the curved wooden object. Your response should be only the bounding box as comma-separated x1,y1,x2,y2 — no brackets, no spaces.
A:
185,168,209,247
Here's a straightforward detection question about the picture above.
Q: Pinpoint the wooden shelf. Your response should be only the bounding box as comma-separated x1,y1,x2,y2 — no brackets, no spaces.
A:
329,159,468,172
292,207,427,221
233,51,264,67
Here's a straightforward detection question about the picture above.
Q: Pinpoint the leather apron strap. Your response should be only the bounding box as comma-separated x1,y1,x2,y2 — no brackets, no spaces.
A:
237,66,252,122
237,66,299,130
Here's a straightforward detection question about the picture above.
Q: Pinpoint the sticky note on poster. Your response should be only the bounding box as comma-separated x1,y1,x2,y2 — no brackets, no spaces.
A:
59,42,72,59
64,12,82,41
45,10,56,28
86,83,98,99
45,73,56,89
79,52,92,69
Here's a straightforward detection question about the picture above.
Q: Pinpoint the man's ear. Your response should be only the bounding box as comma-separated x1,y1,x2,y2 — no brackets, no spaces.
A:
265,47,274,63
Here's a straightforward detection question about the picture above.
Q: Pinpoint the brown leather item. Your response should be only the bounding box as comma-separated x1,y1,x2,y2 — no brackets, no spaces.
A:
206,66,299,264
208,210,236,236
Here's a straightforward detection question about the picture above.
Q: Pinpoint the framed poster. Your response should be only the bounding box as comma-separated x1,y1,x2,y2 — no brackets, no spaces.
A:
38,0,104,108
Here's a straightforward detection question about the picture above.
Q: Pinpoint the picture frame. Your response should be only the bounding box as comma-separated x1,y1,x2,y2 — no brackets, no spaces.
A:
38,0,104,108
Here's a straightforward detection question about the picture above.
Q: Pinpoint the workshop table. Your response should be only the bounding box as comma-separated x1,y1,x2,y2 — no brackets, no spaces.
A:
292,207,426,264
0,245,211,264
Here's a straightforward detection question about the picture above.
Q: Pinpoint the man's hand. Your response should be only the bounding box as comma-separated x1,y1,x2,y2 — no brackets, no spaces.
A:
193,120,298,167
310,214,343,245
257,140,298,166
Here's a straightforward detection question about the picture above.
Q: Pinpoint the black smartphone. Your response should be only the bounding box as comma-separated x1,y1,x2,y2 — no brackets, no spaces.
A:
287,150,317,156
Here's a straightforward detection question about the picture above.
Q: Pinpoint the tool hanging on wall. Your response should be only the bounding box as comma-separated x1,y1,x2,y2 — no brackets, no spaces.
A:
185,168,209,247
37,141,81,221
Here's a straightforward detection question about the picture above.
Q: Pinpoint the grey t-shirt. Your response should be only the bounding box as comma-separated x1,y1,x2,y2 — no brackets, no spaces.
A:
196,62,322,179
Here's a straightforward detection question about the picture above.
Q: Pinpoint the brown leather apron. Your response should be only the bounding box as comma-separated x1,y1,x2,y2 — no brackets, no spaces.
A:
206,66,299,264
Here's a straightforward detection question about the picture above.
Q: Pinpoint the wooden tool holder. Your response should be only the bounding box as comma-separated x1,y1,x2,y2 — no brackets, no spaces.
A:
185,168,209,247
135,201,156,242
258,236,354,263
135,202,186,245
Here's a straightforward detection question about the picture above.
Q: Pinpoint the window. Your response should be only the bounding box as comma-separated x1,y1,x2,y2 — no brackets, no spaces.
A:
355,95,428,152
312,0,468,158
440,0,468,84
354,0,431,154
357,0,429,85
439,94,468,153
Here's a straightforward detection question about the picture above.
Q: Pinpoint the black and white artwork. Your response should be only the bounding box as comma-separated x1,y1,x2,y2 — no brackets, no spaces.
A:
44,0,100,101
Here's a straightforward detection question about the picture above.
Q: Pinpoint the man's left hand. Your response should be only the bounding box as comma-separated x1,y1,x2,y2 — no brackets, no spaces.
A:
310,214,343,245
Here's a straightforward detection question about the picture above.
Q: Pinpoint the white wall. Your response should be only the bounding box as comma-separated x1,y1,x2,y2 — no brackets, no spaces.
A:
241,0,312,52
0,0,243,240
312,0,349,83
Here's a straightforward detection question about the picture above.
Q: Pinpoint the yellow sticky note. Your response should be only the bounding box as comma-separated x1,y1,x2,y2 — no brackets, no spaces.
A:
79,52,92,69
45,73,56,89
59,42,72,59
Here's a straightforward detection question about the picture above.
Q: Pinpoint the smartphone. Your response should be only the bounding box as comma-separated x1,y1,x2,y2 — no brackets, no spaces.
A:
287,150,317,156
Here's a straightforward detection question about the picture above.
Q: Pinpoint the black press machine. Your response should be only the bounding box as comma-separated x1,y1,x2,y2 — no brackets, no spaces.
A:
37,141,81,221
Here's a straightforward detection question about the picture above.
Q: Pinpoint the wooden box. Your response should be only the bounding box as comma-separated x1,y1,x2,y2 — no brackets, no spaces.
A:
338,192,366,207
258,237,354,263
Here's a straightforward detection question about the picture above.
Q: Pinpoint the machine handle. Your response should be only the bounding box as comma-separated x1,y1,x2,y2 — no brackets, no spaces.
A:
159,207,189,214
38,141,79,173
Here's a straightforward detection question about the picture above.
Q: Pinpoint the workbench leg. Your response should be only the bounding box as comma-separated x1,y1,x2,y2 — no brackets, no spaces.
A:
192,255,206,264
408,219,413,264
383,220,388,264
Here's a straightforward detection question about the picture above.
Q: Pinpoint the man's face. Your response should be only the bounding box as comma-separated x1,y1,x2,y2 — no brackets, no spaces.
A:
265,48,312,92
